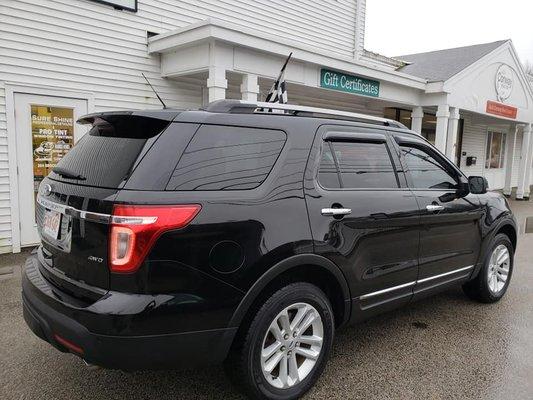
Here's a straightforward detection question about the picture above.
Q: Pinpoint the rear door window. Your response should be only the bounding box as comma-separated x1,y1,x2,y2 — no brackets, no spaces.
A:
317,144,341,189
318,140,398,189
166,125,286,191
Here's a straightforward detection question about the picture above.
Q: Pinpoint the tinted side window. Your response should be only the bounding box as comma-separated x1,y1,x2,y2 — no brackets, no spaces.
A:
317,143,341,189
400,145,458,189
317,141,398,189
166,125,286,191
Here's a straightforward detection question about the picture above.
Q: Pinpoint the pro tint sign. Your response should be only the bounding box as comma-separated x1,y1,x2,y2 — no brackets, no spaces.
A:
486,101,517,119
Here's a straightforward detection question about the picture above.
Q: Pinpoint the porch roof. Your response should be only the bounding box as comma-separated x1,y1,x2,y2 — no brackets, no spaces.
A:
147,18,427,90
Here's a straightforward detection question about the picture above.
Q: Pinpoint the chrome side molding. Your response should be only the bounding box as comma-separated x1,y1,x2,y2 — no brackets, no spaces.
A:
359,281,416,300
416,265,474,284
359,265,474,300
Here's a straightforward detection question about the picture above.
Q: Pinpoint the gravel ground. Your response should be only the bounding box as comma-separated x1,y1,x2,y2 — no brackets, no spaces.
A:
1,203,532,400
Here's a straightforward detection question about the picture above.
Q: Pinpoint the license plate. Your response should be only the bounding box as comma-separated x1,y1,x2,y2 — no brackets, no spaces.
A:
43,210,61,240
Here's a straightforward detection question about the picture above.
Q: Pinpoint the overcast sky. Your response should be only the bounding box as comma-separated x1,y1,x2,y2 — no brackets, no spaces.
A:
365,0,533,66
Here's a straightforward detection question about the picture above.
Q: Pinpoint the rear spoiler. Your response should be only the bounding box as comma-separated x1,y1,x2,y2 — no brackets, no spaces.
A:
77,110,182,125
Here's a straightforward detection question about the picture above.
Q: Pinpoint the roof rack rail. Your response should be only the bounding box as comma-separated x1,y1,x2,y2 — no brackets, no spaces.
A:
204,100,406,128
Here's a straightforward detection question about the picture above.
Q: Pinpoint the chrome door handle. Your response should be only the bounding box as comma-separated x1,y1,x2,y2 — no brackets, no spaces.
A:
426,204,445,212
321,208,352,216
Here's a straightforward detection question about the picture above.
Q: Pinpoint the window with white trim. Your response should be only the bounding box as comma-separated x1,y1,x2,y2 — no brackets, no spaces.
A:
485,131,506,169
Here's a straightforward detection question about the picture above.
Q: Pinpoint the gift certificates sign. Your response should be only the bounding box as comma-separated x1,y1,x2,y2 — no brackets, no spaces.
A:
31,105,74,192
320,68,380,98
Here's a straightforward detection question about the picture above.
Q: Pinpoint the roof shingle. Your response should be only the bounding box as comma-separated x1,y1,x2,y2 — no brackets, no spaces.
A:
397,40,508,82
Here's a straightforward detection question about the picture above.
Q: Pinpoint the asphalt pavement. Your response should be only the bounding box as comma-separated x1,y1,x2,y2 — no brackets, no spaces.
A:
1,201,532,400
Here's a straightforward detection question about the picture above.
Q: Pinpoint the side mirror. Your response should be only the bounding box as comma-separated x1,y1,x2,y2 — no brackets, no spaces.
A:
469,176,488,194
453,176,470,199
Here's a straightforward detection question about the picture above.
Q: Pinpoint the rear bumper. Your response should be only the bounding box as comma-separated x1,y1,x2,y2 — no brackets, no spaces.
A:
22,255,237,370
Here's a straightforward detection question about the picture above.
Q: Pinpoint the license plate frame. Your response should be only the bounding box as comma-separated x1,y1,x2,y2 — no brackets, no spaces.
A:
42,209,62,240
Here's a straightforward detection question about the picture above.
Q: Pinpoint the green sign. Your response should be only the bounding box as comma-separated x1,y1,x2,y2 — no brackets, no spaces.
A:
320,69,380,97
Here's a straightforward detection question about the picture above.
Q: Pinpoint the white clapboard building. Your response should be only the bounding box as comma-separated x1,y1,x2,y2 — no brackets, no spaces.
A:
1,0,533,253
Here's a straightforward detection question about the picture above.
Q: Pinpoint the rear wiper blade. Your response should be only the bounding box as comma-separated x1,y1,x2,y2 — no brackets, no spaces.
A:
52,167,86,180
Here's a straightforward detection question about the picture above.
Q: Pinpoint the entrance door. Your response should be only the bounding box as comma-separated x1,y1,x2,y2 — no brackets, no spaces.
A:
483,130,507,189
13,93,89,246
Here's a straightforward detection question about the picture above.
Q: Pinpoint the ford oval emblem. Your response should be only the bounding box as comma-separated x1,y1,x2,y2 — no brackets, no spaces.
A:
40,183,52,197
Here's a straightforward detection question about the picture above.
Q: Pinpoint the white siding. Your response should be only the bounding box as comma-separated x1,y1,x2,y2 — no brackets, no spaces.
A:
0,0,360,252
459,113,487,178
459,112,522,189
0,84,11,251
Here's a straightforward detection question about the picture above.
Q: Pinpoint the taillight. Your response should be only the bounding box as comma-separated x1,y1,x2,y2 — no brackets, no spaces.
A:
109,204,201,273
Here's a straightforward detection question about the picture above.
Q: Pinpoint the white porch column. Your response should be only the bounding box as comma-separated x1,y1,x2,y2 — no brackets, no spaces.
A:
206,66,227,102
240,74,260,102
516,123,532,200
411,107,424,135
435,104,450,153
445,107,460,162
503,125,518,196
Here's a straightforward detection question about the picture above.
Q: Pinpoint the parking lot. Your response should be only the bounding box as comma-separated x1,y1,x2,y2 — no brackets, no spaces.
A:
1,200,532,400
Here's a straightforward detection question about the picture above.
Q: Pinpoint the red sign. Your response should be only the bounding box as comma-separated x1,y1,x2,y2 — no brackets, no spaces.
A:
486,100,517,119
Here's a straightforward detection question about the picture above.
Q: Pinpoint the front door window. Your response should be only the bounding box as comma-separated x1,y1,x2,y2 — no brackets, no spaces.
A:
400,145,458,190
485,131,506,169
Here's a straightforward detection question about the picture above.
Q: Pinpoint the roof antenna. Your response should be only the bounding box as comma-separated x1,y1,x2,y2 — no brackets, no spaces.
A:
142,73,167,109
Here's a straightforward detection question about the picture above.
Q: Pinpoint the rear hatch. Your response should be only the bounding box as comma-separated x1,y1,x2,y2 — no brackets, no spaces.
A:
36,111,177,300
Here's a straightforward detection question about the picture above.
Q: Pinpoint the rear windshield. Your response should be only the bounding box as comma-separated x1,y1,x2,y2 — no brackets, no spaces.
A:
166,125,286,191
49,116,169,188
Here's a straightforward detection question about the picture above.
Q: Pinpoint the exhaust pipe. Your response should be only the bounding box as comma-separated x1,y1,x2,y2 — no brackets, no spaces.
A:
83,359,101,371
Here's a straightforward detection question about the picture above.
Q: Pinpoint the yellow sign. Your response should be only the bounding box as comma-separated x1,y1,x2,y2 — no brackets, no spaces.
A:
30,105,74,192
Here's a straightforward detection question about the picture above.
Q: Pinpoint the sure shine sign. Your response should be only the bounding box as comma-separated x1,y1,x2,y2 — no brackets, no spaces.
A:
320,69,380,97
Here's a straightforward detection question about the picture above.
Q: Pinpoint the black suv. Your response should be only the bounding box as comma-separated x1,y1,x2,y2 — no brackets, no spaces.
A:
22,100,517,400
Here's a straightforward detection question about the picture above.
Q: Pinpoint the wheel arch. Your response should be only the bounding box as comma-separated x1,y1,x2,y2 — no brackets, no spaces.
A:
471,217,517,280
227,254,351,331
495,222,517,252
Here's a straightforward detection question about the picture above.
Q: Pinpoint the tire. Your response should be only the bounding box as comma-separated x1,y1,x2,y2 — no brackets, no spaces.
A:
225,282,334,400
462,233,514,303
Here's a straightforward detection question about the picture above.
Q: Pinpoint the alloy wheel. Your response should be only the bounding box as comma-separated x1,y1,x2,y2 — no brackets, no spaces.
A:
487,244,510,294
260,302,324,389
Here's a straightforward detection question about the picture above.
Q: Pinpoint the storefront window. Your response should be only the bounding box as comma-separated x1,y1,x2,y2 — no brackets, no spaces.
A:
420,114,436,144
485,131,506,169
384,108,436,144
384,108,412,129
